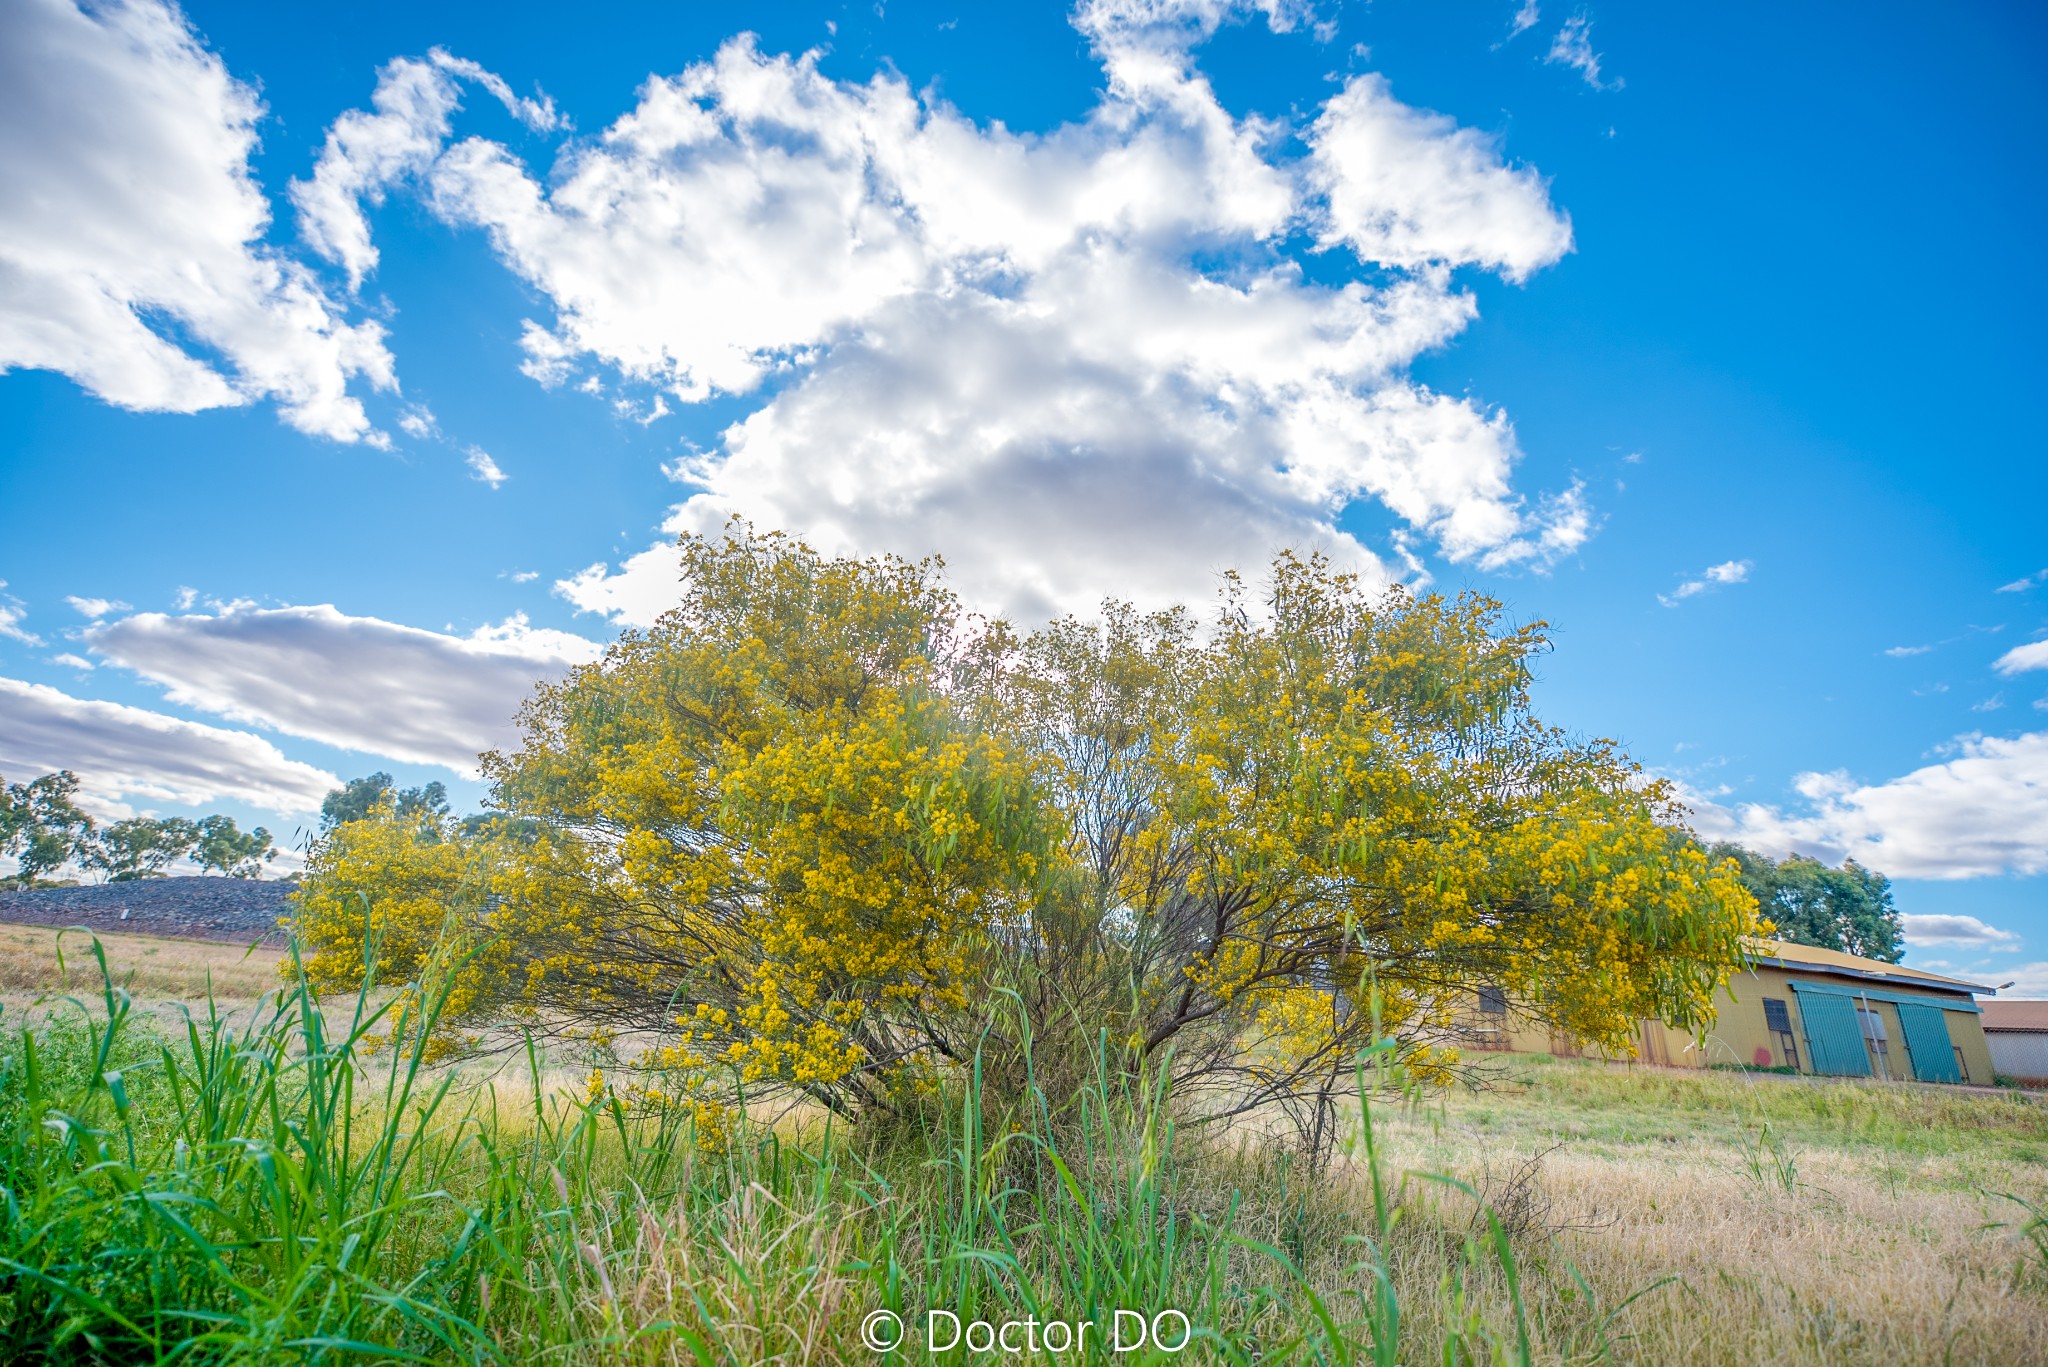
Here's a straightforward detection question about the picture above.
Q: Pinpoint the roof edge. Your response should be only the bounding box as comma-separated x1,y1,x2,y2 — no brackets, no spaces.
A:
1743,952,1995,997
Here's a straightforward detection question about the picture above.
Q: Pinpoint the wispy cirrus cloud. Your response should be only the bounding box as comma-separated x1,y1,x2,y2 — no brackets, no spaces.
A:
65,596,131,620
464,448,508,489
0,583,38,646
1546,13,1620,90
1996,569,2047,594
1994,640,2048,677
1659,558,1750,607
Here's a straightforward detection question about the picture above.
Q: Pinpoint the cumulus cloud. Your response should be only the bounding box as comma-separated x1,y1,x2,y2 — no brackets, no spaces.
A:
1306,73,1573,281
89,606,602,774
0,677,337,815
303,0,1584,624
1899,913,2020,948
0,0,396,441
291,47,557,291
1994,640,2048,676
1682,730,2048,880
1546,13,1619,90
1659,558,1750,607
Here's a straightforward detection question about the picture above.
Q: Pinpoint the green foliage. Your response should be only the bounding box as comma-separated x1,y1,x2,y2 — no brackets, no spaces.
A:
320,772,450,830
3,771,281,885
1708,843,1904,962
1,771,95,886
300,530,1757,1137
80,815,199,882
0,938,1685,1365
191,814,278,878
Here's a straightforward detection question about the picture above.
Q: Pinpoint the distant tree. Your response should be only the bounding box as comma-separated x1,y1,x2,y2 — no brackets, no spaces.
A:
82,817,200,882
456,810,543,846
1,771,96,887
1709,843,1904,963
194,815,278,878
321,774,450,831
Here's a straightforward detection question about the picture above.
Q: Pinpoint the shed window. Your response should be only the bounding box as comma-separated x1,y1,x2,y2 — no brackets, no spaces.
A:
1478,986,1508,1017
1857,1005,1892,1076
1763,996,1800,1070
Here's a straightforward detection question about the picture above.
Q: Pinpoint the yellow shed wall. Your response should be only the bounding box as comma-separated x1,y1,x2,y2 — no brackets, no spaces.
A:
1456,964,1994,1085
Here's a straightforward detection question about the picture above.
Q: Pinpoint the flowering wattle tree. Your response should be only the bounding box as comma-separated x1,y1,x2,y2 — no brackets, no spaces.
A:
293,528,1759,1138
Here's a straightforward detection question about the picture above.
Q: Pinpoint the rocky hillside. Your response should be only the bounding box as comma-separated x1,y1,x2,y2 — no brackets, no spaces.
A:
0,877,295,944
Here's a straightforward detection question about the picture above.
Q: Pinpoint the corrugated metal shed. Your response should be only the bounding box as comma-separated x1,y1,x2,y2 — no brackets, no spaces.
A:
1982,1000,2048,1032
1983,1000,2048,1084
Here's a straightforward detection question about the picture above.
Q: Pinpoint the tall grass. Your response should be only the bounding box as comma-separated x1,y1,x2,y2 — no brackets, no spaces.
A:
0,936,1798,1364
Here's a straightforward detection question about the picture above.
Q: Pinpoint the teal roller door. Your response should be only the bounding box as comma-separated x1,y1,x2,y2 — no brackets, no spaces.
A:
1895,1002,1962,1083
1792,988,1872,1077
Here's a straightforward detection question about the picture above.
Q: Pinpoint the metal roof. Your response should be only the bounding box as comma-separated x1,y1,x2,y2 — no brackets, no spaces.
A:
1982,1000,2048,1032
1739,938,1996,996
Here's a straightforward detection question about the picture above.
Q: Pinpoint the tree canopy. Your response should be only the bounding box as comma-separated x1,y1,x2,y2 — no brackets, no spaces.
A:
294,530,1761,1138
2,772,96,886
1707,843,1903,963
2,771,279,886
321,773,449,831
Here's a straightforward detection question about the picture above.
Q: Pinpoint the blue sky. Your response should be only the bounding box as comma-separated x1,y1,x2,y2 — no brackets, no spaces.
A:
2,0,2044,988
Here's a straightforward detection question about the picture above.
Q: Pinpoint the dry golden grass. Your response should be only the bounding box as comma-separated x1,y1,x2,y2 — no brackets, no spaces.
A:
0,921,283,1004
1360,1057,2048,1365
6,934,2042,1364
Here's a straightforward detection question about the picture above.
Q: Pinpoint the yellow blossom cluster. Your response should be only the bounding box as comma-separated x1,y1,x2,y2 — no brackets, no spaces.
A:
292,530,1760,1122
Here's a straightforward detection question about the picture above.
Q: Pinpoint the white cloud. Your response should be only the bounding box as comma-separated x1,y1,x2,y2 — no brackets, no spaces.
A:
1307,73,1574,283
0,677,337,816
1682,730,2048,880
1885,644,1932,658
465,447,508,488
1993,962,2048,999
304,2,1583,625
1659,558,1751,607
0,0,396,441
49,653,94,671
290,47,557,291
0,582,37,646
1899,913,2020,948
398,403,438,438
1993,640,2048,676
88,605,602,773
1996,569,2046,594
1546,13,1619,90
1504,2,1541,42
65,595,131,620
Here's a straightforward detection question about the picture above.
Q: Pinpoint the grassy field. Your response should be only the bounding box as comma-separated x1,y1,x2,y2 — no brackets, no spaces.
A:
0,921,285,1004
1,929,2044,1365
